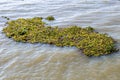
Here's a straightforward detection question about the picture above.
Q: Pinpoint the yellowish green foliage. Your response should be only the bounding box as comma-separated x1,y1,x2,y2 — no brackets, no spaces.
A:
3,17,118,56
45,16,55,21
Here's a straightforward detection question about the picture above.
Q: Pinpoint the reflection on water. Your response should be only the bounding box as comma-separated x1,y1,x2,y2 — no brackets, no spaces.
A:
0,0,120,80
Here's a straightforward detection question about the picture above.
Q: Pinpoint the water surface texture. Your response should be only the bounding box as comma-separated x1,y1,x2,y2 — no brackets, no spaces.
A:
0,0,120,80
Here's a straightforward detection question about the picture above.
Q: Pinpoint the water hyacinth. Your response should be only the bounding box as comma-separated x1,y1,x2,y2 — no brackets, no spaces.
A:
3,17,118,56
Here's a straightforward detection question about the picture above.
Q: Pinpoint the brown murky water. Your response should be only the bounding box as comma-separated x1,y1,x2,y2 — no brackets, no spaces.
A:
0,0,120,80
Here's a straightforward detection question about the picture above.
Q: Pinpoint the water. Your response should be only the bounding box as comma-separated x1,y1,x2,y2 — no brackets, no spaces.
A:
0,0,120,80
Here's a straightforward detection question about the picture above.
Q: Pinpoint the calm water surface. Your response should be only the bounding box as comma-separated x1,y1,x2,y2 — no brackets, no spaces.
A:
0,0,120,80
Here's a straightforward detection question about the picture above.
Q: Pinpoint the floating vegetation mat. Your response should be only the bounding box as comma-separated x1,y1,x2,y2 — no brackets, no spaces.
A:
3,17,118,56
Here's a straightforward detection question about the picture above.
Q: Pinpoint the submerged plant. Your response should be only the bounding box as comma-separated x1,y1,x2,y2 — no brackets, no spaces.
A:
2,16,10,20
3,17,118,57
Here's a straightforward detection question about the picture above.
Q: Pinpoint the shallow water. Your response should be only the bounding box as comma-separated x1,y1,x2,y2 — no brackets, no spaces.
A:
0,0,120,80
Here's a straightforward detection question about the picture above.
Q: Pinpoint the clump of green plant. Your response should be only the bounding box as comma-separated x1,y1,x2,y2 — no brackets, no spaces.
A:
3,17,118,56
45,16,55,21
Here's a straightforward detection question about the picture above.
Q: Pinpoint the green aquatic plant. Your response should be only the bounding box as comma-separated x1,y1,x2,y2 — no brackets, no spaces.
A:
3,17,118,56
45,16,55,21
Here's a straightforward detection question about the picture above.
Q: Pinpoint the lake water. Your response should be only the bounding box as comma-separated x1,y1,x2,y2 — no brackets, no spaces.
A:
0,0,120,80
